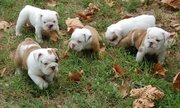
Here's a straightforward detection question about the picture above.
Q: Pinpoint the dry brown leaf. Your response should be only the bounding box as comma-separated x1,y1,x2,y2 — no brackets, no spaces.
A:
112,64,125,78
60,55,69,61
130,85,164,108
0,67,6,78
47,0,56,7
68,70,84,81
122,15,134,19
161,0,180,8
77,3,99,21
152,63,167,76
173,72,180,91
98,47,106,59
0,21,10,31
105,0,114,7
133,98,154,108
49,31,59,42
118,80,130,98
65,17,84,33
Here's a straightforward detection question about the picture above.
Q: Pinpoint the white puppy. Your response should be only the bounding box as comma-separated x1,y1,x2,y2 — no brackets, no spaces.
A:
14,38,59,89
16,5,60,43
119,27,170,64
105,15,156,46
69,25,100,52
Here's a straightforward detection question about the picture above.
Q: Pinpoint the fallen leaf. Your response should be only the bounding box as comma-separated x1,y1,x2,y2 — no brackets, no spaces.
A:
0,21,10,31
47,0,56,7
118,80,130,98
0,67,6,78
105,0,114,7
152,63,167,76
130,85,164,108
122,15,134,19
173,72,180,91
49,31,59,42
112,64,125,77
65,17,84,33
68,70,84,81
77,3,99,21
161,0,180,8
133,98,154,108
98,47,106,59
167,32,177,48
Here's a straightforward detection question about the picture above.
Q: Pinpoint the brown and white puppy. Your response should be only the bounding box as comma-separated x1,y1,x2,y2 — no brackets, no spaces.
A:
14,38,59,89
69,25,100,52
119,27,170,64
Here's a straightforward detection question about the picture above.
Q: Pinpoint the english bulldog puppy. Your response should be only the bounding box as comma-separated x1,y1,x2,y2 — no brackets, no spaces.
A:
69,25,100,52
105,15,156,46
14,38,59,89
16,5,60,43
118,27,170,64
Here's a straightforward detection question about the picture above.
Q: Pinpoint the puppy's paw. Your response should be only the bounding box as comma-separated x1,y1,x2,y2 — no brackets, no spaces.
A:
16,32,22,36
38,81,48,90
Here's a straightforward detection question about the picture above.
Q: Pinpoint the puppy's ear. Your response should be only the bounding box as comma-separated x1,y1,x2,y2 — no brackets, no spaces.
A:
55,12,59,18
162,31,170,41
52,48,60,60
33,52,43,61
83,34,92,42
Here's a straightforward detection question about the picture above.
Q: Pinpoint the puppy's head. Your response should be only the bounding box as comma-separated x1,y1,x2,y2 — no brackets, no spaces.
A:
105,24,122,46
144,27,170,50
34,48,59,75
69,28,92,52
40,10,59,31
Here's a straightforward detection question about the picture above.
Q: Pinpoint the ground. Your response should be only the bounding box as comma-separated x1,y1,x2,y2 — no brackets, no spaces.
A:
0,0,180,108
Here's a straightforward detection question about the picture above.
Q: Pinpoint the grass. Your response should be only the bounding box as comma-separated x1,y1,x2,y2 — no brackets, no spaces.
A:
0,0,180,108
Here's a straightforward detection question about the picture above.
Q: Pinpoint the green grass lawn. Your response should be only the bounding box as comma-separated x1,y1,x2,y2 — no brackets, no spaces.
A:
0,0,180,107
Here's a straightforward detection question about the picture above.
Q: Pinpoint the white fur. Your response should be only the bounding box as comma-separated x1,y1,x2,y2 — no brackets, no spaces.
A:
69,28,92,52
105,15,156,46
16,5,60,43
17,43,59,89
136,27,170,64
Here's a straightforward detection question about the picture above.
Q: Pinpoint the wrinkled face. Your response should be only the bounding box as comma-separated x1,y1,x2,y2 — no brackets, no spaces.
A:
35,48,59,75
69,28,92,52
144,27,170,50
41,11,59,31
105,24,122,46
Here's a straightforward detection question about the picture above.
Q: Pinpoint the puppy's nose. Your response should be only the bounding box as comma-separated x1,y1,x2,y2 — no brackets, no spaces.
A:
51,66,55,70
149,42,153,47
49,24,53,29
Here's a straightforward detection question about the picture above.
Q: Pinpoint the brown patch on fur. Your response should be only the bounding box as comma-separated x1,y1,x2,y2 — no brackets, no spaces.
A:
84,25,100,52
14,38,41,70
118,29,147,50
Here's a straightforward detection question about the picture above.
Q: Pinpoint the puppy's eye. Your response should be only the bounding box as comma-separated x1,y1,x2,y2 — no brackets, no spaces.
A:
53,21,56,23
77,40,82,43
156,39,160,42
43,21,46,24
44,63,48,65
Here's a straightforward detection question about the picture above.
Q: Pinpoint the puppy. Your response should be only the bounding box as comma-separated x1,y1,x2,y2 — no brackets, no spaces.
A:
16,5,60,43
118,27,170,64
14,38,59,89
69,25,100,52
105,15,155,46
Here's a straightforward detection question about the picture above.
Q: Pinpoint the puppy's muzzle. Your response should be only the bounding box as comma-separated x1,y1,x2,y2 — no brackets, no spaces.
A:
48,24,53,29
149,42,153,47
51,66,56,71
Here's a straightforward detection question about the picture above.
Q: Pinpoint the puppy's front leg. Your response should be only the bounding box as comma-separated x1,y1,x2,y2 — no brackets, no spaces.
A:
35,26,43,43
136,51,145,63
28,71,48,89
158,51,165,65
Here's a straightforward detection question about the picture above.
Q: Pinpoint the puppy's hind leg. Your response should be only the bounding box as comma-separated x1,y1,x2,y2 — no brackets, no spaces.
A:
16,11,28,36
